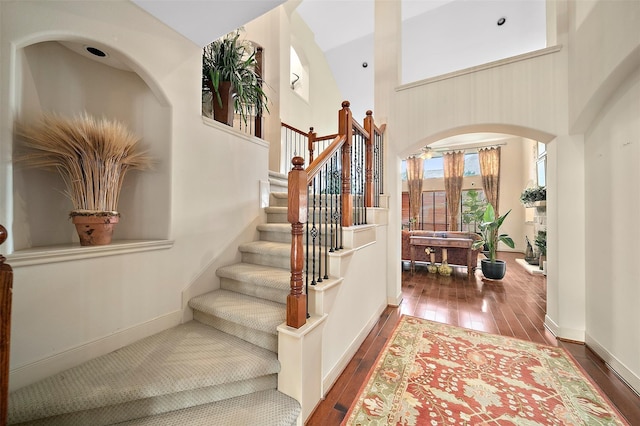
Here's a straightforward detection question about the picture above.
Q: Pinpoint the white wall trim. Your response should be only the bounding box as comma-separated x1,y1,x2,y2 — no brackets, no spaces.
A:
321,301,387,395
7,239,174,267
397,45,563,91
586,333,640,397
201,116,270,149
9,309,182,391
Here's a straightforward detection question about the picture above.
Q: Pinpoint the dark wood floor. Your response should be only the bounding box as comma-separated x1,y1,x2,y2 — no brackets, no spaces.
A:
306,252,640,425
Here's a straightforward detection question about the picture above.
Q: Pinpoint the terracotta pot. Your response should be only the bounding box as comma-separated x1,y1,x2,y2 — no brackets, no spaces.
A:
207,80,235,126
70,211,119,246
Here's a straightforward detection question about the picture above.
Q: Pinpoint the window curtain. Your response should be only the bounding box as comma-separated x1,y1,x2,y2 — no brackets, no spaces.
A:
406,156,423,230
443,151,465,231
479,146,501,215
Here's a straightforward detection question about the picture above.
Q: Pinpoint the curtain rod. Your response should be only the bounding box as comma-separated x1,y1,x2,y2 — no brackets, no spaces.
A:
432,141,507,153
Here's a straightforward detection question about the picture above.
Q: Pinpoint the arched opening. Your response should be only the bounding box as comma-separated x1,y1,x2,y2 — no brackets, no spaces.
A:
11,39,171,252
399,125,554,278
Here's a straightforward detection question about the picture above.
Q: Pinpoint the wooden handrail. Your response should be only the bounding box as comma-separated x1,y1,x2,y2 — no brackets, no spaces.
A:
285,100,385,328
1,224,13,425
313,134,338,142
281,121,308,136
305,134,346,184
351,119,370,141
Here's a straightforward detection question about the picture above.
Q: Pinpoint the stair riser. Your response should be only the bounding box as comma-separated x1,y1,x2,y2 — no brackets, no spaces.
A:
193,311,278,353
240,252,333,276
269,194,288,207
259,229,336,244
9,376,277,425
267,211,347,226
220,277,289,304
266,211,288,223
241,252,289,269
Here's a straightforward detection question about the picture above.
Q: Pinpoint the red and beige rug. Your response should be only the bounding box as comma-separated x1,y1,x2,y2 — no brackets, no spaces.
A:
342,315,629,425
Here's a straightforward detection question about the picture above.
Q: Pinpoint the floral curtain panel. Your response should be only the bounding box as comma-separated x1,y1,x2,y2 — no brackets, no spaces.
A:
406,156,423,230
443,151,465,231
479,146,501,215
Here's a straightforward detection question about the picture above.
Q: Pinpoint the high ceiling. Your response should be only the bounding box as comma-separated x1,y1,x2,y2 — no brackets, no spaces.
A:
297,0,457,52
131,0,287,47
130,0,547,149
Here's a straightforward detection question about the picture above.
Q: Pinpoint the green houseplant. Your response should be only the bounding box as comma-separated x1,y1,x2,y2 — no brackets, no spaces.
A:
535,230,547,270
520,186,546,206
472,204,515,280
202,29,268,126
462,189,487,233
16,112,152,246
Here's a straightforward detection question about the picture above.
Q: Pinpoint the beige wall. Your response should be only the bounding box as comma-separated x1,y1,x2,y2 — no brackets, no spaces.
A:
244,5,343,173
378,0,639,392
584,65,640,392
2,1,270,389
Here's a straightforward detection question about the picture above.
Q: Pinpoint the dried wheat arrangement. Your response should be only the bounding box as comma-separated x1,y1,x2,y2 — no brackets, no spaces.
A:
16,112,152,215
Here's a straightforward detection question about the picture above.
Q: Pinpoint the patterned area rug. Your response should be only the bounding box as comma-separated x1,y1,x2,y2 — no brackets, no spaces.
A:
342,315,629,425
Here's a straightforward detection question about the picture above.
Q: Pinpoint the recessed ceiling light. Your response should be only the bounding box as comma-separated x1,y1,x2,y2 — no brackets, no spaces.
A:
497,17,506,26
85,46,107,58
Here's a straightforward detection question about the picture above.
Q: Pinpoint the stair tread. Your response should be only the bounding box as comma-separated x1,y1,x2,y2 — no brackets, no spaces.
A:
189,289,285,335
217,262,290,290
116,389,299,425
9,321,280,424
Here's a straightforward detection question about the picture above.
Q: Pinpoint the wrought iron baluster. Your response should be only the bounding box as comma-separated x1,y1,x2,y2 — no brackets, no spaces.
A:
316,170,323,283
322,162,329,280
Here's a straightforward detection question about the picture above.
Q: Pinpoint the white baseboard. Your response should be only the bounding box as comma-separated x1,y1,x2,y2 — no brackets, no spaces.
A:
585,333,640,397
9,310,182,391
322,301,387,395
544,314,584,342
544,314,559,336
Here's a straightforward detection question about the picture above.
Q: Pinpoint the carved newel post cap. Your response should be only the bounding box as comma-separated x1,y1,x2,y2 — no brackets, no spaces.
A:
291,156,305,169
342,100,350,108
366,110,373,116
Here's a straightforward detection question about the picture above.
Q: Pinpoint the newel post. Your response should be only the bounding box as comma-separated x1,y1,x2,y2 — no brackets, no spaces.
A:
1,224,13,424
339,101,353,227
364,110,374,208
307,127,316,164
287,157,308,328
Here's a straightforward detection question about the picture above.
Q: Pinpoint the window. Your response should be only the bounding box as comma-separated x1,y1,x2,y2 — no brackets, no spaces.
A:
401,151,480,180
537,142,546,187
290,46,309,101
402,188,486,231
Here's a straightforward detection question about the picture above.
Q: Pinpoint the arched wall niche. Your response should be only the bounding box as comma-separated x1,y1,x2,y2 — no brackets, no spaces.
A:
12,38,172,251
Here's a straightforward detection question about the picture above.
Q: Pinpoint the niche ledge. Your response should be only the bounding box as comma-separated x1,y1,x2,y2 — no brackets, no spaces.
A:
7,239,174,267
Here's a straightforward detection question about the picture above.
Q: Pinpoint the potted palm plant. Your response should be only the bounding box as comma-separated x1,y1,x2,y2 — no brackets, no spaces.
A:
472,204,515,280
202,29,268,126
16,112,152,246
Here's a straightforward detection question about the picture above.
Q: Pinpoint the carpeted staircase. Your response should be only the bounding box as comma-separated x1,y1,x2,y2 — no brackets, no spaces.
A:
8,192,303,425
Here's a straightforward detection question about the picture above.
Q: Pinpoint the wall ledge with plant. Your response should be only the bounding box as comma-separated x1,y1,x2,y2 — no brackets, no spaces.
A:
520,186,546,207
